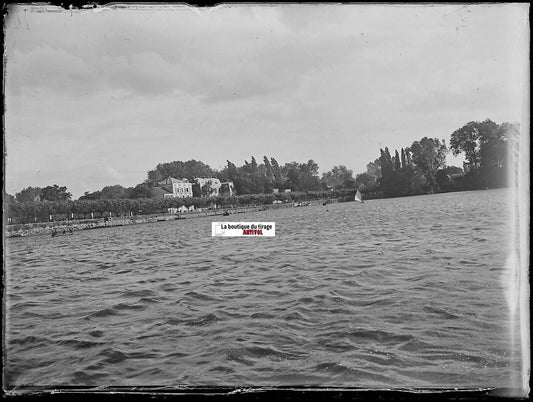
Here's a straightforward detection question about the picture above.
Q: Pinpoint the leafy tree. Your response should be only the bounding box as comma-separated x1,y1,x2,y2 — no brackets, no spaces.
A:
322,165,356,190
270,157,285,188
436,169,452,192
146,160,216,183
15,186,42,203
146,169,165,184
100,185,128,199
450,119,498,170
239,159,256,194
263,156,274,191
409,137,448,193
129,183,155,199
281,160,321,192
355,172,379,192
300,160,321,191
250,156,258,172
249,156,265,193
263,156,274,181
283,162,301,191
450,119,515,188
379,148,394,196
478,122,509,169
222,160,245,194
399,164,417,195
366,159,382,179
40,185,72,201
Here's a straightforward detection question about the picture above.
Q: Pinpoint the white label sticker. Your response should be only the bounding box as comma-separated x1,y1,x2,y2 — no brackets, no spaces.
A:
212,222,275,237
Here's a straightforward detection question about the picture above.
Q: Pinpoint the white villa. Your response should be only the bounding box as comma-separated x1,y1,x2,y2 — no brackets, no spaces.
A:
157,177,193,198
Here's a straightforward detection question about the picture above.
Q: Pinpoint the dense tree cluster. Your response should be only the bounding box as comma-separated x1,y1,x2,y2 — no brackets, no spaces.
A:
450,119,516,189
375,144,432,197
218,157,322,194
321,165,356,190
15,185,72,203
362,119,517,198
146,160,217,183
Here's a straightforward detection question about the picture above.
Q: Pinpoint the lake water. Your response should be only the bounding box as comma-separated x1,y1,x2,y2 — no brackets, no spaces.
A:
4,189,522,389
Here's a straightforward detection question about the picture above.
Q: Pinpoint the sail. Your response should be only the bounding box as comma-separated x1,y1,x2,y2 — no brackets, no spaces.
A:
355,189,364,203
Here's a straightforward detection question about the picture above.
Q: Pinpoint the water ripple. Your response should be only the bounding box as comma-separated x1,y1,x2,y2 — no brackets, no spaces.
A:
4,189,519,388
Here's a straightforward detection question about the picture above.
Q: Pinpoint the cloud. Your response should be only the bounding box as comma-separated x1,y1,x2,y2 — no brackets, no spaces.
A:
5,5,366,102
4,4,528,197
6,46,95,96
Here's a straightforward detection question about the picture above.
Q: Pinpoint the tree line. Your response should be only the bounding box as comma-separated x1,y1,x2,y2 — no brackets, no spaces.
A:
5,118,518,223
6,189,352,224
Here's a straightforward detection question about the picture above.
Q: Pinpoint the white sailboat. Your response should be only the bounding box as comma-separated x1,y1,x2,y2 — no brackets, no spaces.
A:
355,189,364,203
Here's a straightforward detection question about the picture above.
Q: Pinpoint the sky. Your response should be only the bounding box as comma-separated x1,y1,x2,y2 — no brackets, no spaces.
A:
4,3,529,199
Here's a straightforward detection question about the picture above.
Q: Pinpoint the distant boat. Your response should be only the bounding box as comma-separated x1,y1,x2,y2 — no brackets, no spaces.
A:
355,189,364,203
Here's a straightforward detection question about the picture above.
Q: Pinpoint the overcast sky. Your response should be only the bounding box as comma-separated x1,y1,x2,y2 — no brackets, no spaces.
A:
4,4,529,199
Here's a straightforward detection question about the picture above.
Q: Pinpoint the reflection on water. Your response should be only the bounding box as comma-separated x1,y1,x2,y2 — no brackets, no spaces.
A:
4,189,521,388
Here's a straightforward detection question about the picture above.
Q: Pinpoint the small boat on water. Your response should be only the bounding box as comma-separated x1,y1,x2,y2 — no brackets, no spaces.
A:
355,189,364,203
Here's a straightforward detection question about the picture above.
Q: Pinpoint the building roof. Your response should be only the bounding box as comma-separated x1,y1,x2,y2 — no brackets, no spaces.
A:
159,177,190,185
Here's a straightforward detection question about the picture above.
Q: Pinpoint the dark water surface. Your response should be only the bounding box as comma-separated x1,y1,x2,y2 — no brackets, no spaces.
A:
4,189,521,388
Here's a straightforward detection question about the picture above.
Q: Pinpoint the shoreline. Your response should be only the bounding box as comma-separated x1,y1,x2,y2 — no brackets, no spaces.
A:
6,187,506,239
5,198,337,239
